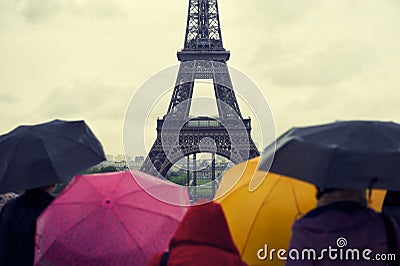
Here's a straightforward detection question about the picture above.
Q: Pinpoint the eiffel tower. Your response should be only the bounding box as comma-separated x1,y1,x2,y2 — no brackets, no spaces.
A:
141,0,259,178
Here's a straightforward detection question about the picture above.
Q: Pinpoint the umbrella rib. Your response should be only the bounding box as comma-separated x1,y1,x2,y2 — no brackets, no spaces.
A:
110,174,125,195
321,146,339,188
215,169,256,202
79,177,111,198
0,137,25,188
216,183,249,202
36,128,79,142
59,206,100,232
112,207,147,256
374,124,400,151
36,127,105,159
40,205,100,255
113,184,177,202
36,135,65,184
113,189,147,201
289,181,302,216
89,173,126,199
50,140,103,173
1,134,61,190
115,202,180,220
52,200,100,205
38,131,104,173
241,177,281,255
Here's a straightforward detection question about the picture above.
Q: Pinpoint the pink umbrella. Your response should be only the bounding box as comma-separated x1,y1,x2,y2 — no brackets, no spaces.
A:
35,170,189,266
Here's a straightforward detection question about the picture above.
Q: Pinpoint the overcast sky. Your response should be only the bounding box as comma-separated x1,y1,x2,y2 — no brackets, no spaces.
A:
1,0,399,156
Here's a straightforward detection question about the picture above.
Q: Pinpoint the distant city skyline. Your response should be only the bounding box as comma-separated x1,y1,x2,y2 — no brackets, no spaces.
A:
105,153,232,162
101,152,233,179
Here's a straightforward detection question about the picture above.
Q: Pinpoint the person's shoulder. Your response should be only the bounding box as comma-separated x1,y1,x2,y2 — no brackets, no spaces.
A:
0,196,20,222
1,195,20,210
25,189,54,205
303,201,368,218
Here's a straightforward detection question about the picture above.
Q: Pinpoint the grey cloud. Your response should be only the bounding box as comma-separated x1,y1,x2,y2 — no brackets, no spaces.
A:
3,0,130,23
256,41,377,87
35,79,136,155
0,91,18,104
18,0,61,22
38,80,131,120
63,0,130,19
231,0,315,31
34,80,130,154
234,0,399,89
252,0,314,24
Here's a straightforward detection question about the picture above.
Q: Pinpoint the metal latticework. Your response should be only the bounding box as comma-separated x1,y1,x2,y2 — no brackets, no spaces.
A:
166,61,242,120
184,0,224,51
141,117,259,177
141,0,259,177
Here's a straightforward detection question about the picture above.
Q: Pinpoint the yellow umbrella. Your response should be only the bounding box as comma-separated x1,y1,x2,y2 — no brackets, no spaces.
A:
369,189,386,211
215,157,387,266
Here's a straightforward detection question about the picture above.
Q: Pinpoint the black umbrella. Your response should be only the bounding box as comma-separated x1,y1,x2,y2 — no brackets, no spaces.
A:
0,119,106,193
259,120,400,190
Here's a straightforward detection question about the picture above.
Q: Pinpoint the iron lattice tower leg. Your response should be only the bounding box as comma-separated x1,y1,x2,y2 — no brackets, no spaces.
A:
141,0,259,178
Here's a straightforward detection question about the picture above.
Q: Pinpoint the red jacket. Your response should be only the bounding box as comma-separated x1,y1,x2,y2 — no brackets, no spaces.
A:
148,202,247,266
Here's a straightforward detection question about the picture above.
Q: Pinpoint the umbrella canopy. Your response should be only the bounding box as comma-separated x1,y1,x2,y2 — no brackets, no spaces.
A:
215,157,316,265
0,119,105,193
35,170,189,266
215,157,387,266
259,120,400,190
